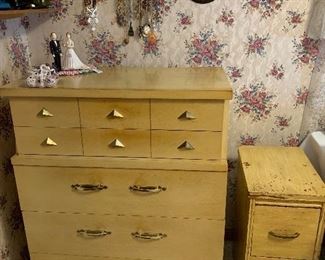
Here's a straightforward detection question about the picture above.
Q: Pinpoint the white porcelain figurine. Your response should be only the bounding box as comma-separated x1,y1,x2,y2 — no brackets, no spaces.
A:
63,32,90,70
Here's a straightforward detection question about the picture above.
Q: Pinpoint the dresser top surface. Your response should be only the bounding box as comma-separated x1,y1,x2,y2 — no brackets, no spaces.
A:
239,146,325,201
0,67,232,100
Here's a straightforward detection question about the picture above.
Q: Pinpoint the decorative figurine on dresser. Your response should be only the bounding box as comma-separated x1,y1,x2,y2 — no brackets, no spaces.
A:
0,67,232,260
49,32,62,72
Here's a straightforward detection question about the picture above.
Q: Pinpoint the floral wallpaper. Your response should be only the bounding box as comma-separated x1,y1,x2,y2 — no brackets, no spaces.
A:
0,0,324,258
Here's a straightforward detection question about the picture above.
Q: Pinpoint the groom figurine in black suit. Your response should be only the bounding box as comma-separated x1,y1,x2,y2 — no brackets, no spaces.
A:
49,32,62,71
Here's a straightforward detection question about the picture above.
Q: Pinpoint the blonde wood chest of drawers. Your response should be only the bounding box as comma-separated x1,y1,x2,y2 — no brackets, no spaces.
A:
0,67,232,260
236,146,325,260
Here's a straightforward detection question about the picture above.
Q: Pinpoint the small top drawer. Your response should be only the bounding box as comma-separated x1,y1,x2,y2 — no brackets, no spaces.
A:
10,98,80,127
151,100,224,131
251,205,320,259
79,99,150,129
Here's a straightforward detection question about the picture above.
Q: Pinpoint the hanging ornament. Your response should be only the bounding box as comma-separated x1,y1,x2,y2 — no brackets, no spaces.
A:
86,0,99,32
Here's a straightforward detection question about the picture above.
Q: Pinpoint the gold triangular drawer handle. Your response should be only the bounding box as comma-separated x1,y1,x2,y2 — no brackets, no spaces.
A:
107,109,124,119
43,137,57,146
178,111,196,120
178,141,194,150
39,108,54,117
110,139,125,148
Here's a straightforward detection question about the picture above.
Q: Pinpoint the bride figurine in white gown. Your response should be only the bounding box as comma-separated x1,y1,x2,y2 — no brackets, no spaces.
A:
63,32,90,70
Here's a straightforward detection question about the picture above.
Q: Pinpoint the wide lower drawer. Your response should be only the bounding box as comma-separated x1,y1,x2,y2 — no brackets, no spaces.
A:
30,254,144,260
14,127,83,156
152,130,222,159
79,99,150,129
24,212,225,260
14,166,226,219
250,205,321,259
10,98,80,127
82,129,150,157
151,100,224,131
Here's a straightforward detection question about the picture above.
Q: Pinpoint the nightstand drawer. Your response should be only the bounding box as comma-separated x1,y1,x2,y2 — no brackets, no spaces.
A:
14,166,226,219
15,127,83,156
79,99,150,129
151,100,224,131
152,130,222,159
83,129,150,157
10,98,80,127
24,212,225,260
251,205,320,259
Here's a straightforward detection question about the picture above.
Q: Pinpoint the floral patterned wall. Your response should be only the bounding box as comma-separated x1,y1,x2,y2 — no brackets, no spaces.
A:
0,0,324,259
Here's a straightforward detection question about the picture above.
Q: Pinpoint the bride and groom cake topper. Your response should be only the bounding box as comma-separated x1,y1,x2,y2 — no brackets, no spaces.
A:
49,32,90,73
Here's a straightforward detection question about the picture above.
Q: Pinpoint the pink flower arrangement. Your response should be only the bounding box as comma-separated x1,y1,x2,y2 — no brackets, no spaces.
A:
294,87,309,107
217,9,235,27
240,134,259,145
174,12,193,32
293,34,319,68
281,133,300,147
185,29,228,66
243,0,283,18
235,82,278,121
227,66,243,82
267,63,285,80
246,34,270,57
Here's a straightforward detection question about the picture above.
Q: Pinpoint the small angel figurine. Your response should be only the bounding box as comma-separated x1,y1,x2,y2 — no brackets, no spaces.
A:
63,32,90,70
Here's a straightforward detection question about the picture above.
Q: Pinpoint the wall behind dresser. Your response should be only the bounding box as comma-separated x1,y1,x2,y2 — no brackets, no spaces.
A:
0,0,322,259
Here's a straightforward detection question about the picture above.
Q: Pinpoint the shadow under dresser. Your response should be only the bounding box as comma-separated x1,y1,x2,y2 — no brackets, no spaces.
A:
0,67,233,260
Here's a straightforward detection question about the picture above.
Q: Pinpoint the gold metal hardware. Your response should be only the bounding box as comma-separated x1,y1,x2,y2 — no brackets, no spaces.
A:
129,185,167,194
178,141,194,150
71,184,108,192
43,137,57,146
178,111,196,120
110,139,125,148
131,232,167,241
38,108,54,117
107,109,124,119
77,229,111,237
269,230,300,239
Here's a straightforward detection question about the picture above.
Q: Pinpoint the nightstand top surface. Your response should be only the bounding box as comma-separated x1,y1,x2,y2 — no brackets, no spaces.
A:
239,146,325,201
0,67,232,100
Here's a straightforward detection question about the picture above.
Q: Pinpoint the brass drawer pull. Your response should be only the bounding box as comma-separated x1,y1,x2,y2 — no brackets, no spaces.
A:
129,185,167,194
107,109,124,119
131,232,167,241
38,108,54,117
77,229,111,237
178,111,196,120
110,138,125,148
71,184,108,192
42,137,57,146
269,230,300,239
178,141,194,150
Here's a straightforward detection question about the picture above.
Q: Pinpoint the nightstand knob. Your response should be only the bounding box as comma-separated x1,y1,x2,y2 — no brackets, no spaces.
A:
110,139,125,148
39,108,54,117
77,229,111,237
178,141,195,150
129,185,167,194
43,137,57,146
107,109,124,119
131,232,167,241
178,111,196,120
71,184,108,192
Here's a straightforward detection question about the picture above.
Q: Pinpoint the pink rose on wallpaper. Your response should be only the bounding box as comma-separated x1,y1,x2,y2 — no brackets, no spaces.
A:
243,0,284,19
235,82,278,122
20,16,30,30
174,11,193,32
246,33,270,57
185,29,229,66
85,31,125,66
294,87,309,108
8,34,31,76
293,33,319,68
152,0,177,24
143,33,161,57
240,134,259,145
271,115,292,133
267,62,285,80
227,66,243,82
50,0,73,22
73,14,89,33
216,9,235,27
281,133,300,146
283,10,305,32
